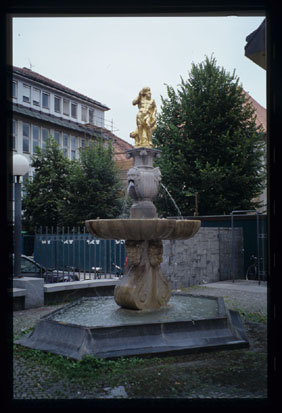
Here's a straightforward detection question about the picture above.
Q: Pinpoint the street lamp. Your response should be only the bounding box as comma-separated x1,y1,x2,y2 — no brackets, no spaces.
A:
13,154,29,277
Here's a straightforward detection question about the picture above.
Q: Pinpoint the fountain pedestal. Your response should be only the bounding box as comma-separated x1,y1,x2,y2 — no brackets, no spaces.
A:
114,240,171,310
126,147,161,219
86,218,201,310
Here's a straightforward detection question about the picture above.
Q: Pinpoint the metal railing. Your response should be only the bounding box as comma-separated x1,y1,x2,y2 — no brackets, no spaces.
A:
33,226,126,283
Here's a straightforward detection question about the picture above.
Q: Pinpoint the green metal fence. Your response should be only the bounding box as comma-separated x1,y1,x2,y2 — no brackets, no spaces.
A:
23,226,126,281
22,213,268,283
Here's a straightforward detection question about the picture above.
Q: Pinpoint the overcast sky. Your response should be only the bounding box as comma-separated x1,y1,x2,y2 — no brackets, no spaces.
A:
12,16,266,145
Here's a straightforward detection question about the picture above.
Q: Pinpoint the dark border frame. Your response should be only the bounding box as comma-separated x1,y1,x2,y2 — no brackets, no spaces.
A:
1,0,281,408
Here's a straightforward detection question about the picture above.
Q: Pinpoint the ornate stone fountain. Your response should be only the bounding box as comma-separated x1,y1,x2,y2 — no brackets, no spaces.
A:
17,87,249,360
86,86,200,310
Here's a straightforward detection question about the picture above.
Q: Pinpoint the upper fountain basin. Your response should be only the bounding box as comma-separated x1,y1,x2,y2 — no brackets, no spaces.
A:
85,218,201,240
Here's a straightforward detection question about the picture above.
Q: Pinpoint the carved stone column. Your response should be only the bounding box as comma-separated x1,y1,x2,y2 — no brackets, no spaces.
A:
114,239,171,310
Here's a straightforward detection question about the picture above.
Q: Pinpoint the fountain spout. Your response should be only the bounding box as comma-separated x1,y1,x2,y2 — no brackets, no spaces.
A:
128,180,137,200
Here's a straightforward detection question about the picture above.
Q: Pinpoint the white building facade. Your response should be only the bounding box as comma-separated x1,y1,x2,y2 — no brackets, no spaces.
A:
9,66,112,178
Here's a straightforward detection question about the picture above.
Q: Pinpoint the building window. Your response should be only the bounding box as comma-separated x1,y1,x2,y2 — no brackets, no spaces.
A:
81,106,87,122
12,81,18,98
63,99,69,116
12,119,17,150
81,138,86,148
71,103,77,119
54,96,61,113
33,88,40,106
71,136,77,160
23,84,31,103
89,109,94,124
42,128,49,149
63,133,69,157
53,130,60,145
94,110,104,127
23,123,30,152
32,125,40,153
42,92,50,109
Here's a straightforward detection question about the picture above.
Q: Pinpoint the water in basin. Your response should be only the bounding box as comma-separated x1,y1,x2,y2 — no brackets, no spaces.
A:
49,295,219,328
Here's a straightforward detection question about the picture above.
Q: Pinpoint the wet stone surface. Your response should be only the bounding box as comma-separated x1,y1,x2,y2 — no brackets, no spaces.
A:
48,295,219,327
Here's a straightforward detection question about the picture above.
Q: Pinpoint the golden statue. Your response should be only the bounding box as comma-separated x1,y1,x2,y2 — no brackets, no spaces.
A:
130,87,157,148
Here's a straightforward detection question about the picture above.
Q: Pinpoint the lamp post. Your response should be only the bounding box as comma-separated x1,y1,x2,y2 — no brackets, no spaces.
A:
13,154,29,277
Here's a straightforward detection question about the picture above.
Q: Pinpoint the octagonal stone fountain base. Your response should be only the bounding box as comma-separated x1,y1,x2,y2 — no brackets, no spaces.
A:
16,294,249,360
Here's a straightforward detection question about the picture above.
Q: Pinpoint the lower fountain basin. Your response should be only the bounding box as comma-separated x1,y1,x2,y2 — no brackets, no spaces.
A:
17,294,249,360
85,218,201,240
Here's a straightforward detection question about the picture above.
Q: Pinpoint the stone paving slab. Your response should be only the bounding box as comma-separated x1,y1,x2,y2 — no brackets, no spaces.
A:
203,280,267,293
9,288,27,297
186,281,267,316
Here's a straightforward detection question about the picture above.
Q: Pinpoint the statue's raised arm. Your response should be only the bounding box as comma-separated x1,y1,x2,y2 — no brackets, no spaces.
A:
130,87,157,148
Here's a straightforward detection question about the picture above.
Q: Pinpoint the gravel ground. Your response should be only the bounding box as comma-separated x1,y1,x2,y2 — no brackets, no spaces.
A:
12,280,268,401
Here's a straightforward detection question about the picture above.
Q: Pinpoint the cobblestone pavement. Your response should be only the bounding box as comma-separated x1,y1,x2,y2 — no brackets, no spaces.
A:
12,280,268,401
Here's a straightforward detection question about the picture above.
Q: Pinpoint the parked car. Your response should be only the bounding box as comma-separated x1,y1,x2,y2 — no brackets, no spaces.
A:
19,255,79,283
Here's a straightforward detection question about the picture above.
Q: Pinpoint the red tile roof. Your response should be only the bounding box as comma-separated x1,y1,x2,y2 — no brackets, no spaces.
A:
244,92,266,131
112,135,133,161
111,134,134,183
80,123,133,160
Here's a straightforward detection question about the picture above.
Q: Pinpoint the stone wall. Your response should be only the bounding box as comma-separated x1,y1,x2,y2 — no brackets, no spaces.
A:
161,227,244,289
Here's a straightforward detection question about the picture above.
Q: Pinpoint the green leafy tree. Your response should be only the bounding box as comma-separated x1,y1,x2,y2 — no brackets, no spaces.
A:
23,138,123,231
153,56,266,216
65,140,123,226
22,137,71,232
